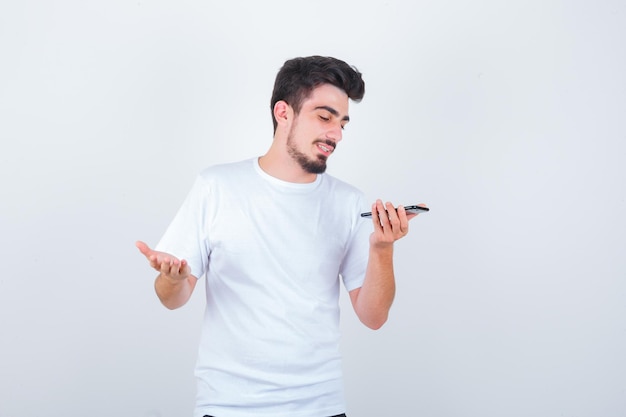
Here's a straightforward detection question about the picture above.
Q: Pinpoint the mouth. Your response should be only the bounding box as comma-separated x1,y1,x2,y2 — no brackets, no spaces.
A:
315,140,335,157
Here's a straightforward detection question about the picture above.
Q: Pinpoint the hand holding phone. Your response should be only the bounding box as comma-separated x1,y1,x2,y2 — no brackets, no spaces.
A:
360,205,429,218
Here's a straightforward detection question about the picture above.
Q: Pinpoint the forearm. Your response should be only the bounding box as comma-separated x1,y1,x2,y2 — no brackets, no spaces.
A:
154,273,196,310
353,245,396,330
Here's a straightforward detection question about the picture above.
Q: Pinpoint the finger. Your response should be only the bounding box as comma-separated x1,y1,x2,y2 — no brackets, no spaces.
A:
370,201,384,232
175,259,191,279
180,260,190,276
169,259,182,276
396,205,410,233
165,258,188,279
380,201,394,229
159,257,174,275
148,254,163,270
386,201,400,223
136,240,153,257
385,201,406,238
375,200,391,229
147,254,156,268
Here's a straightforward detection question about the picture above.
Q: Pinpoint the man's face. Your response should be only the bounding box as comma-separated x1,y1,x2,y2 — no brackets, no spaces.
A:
286,84,350,174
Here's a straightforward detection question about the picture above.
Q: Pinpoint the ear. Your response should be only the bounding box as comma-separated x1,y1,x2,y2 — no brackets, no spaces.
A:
273,100,292,128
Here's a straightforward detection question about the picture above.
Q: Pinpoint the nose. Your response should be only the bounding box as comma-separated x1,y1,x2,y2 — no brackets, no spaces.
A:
326,123,343,143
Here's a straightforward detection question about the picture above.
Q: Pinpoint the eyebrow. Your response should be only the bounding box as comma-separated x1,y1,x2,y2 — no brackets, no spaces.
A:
314,105,350,122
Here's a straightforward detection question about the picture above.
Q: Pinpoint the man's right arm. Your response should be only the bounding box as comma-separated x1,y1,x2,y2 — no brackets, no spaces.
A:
136,241,198,310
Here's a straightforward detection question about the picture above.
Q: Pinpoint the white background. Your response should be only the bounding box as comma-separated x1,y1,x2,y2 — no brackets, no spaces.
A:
1,1,625,416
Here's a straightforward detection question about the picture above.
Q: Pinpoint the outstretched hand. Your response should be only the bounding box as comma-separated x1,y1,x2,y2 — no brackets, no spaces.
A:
368,200,423,248
135,240,191,282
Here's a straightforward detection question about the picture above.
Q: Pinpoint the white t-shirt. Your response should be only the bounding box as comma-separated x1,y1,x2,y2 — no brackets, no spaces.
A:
157,158,371,417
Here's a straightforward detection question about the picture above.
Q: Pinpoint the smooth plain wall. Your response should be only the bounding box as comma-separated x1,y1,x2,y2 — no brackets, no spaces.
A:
1,1,625,416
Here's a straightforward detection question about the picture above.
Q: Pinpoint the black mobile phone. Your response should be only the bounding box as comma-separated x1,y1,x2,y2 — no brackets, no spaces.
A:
360,205,429,218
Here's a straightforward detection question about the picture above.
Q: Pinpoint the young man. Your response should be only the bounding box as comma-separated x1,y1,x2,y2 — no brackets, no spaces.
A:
137,55,425,417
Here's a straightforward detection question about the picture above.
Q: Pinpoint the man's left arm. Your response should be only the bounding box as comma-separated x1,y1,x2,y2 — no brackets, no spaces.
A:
349,199,422,330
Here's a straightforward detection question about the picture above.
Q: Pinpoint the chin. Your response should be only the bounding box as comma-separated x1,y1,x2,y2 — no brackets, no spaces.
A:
302,157,327,174
305,163,327,174
288,144,329,174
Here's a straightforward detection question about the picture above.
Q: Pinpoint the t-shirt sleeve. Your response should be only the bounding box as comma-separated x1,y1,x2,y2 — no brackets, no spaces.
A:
155,176,211,280
339,195,372,292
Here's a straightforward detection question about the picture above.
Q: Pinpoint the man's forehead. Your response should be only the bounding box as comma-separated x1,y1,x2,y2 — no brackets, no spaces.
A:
303,84,349,114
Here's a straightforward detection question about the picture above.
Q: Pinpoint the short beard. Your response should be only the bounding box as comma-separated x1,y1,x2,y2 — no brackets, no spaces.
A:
286,131,328,175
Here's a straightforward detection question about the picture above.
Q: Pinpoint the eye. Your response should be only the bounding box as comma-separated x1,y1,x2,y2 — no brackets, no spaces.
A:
319,115,330,122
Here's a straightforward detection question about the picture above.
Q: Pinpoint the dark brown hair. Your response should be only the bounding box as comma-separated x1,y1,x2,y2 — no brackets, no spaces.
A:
270,56,365,132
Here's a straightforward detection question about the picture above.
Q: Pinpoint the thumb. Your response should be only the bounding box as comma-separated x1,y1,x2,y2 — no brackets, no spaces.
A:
135,240,152,257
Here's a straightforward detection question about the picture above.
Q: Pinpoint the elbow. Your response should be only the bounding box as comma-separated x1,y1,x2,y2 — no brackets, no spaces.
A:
366,321,386,331
361,313,389,330
350,287,394,330
162,302,182,310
